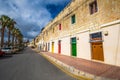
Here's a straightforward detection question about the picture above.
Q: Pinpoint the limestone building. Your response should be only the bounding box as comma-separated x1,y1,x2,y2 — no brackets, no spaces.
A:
36,0,120,66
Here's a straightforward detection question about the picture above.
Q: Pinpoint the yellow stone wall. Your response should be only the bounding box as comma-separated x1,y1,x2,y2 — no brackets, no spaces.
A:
38,0,120,43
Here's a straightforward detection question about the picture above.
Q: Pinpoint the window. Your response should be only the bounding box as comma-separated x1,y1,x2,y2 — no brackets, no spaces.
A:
53,28,54,33
71,14,76,24
46,31,48,36
90,32,102,42
71,37,76,43
59,24,61,30
89,0,98,14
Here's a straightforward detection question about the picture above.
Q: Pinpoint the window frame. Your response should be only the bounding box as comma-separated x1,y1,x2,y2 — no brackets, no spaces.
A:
59,23,61,30
71,14,76,24
89,0,98,15
52,28,54,33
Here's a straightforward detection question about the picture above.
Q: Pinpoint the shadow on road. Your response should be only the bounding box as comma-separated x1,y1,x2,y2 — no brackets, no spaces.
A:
0,51,24,60
0,55,13,60
13,51,24,55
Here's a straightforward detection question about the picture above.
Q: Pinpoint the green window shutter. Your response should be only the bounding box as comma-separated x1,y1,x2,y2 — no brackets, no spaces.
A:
71,15,76,24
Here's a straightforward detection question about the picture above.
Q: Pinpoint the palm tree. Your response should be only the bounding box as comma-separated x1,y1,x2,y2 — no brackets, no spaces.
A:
7,19,16,47
11,28,17,47
11,28,23,47
14,28,20,46
0,15,11,48
17,32,23,46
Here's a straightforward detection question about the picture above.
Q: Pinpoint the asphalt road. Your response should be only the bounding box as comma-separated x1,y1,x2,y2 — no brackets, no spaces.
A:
0,47,75,80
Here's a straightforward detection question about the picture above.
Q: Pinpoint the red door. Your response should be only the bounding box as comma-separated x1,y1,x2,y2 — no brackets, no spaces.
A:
58,40,61,54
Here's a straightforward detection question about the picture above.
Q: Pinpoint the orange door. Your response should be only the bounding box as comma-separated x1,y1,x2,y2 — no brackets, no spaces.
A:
91,42,104,61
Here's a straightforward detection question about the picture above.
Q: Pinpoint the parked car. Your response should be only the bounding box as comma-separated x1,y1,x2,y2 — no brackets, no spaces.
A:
31,46,35,48
1,47,13,54
12,46,19,52
0,50,5,56
18,46,24,51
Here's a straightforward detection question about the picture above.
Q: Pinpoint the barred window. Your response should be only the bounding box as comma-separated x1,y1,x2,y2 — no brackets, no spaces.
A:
89,0,98,14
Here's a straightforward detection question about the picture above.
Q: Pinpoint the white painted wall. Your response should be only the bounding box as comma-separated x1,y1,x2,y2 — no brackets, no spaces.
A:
77,32,91,60
116,24,120,66
54,40,58,53
46,20,120,66
49,41,52,52
102,23,120,65
61,36,71,56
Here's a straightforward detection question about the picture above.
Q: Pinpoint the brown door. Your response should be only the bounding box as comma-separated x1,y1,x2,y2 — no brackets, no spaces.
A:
91,42,104,61
45,43,47,51
58,40,61,54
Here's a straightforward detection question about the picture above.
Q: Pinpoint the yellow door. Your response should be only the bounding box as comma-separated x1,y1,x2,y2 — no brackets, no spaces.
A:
91,42,104,61
52,42,54,53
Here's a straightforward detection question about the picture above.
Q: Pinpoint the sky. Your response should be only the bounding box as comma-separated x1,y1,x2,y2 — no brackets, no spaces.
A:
0,0,71,41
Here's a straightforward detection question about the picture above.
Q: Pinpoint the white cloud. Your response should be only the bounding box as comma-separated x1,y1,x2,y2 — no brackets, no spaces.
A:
0,0,71,40
27,31,38,37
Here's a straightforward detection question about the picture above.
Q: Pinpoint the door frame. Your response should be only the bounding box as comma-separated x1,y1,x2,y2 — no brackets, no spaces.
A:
90,32,104,61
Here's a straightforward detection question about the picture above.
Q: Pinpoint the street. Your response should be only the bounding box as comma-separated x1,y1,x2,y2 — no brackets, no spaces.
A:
0,47,75,80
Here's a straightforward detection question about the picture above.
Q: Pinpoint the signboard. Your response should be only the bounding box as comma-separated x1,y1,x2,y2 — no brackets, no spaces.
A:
90,32,102,42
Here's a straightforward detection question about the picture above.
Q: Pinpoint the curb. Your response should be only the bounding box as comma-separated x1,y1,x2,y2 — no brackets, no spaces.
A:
40,52,91,80
35,50,118,80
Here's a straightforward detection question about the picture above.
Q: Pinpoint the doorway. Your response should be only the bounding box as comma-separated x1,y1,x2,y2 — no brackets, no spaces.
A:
91,42,104,61
58,40,61,54
90,32,104,61
52,42,54,53
71,37,77,56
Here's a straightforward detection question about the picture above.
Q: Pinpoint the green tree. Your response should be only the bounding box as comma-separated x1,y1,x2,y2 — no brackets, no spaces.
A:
11,28,17,46
7,19,16,47
11,28,23,47
0,15,11,47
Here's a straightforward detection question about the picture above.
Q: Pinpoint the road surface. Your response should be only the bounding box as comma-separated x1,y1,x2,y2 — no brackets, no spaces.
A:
0,47,75,80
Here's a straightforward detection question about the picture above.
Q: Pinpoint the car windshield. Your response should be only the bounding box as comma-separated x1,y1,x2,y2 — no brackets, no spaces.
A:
2,48,11,50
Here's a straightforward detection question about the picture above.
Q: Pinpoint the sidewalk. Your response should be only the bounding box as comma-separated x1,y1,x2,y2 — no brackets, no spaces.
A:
39,51,120,80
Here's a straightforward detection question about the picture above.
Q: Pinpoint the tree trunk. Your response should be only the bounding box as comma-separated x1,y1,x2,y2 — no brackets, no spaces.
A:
1,26,5,48
8,29,11,47
15,36,17,46
12,35,14,47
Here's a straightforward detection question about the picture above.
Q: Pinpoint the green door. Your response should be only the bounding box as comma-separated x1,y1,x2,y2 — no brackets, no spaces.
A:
71,37,77,56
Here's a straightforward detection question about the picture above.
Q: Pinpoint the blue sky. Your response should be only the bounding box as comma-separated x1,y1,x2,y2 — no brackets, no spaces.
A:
0,0,71,41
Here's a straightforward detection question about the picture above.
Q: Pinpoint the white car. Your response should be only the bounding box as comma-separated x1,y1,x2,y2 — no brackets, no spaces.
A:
1,47,13,54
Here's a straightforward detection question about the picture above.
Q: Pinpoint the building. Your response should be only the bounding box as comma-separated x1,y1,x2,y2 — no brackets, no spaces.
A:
36,0,120,66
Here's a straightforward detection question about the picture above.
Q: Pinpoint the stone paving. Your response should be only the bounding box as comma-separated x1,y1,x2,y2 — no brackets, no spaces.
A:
40,51,120,80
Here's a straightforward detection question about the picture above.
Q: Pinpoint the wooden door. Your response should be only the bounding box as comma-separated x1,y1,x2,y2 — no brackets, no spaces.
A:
58,40,61,54
91,42,104,61
45,43,47,51
71,38,77,56
52,42,54,53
